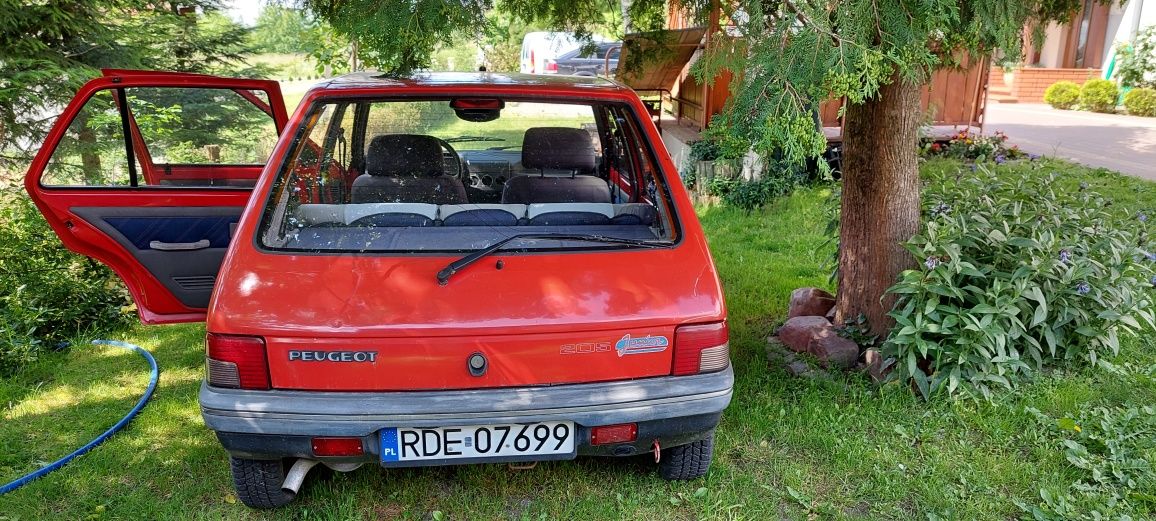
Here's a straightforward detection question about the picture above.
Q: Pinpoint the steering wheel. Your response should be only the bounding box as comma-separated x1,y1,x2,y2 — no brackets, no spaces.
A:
432,137,464,180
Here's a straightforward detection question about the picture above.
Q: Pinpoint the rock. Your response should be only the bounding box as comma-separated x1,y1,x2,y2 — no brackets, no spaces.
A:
769,336,819,377
765,337,793,365
864,348,894,383
788,287,836,319
777,315,860,370
810,334,859,369
777,316,832,352
786,360,811,377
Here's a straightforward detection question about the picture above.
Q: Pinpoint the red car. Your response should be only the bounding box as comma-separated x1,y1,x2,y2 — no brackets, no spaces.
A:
25,69,732,508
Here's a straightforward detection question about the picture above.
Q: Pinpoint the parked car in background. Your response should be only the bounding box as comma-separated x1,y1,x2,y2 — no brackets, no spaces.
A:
519,31,582,74
555,42,622,77
27,69,733,509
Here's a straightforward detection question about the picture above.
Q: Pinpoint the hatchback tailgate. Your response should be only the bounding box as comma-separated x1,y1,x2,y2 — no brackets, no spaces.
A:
265,326,675,391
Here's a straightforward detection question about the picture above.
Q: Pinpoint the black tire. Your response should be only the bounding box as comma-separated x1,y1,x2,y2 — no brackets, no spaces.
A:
229,457,296,509
658,432,715,480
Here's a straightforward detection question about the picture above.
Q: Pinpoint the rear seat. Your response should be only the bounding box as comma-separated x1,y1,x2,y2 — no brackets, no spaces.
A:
527,203,613,225
293,203,655,227
295,203,439,227
526,203,657,226
439,204,527,226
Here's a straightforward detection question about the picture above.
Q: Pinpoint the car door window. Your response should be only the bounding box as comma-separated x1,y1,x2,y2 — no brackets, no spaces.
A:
41,89,141,187
41,86,278,188
128,87,277,166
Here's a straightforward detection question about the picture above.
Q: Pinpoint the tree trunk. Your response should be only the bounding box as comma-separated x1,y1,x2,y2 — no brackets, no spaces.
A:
834,78,923,337
76,113,102,185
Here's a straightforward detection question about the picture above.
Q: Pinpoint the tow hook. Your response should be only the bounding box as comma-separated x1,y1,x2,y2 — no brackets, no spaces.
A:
508,461,538,470
652,439,661,463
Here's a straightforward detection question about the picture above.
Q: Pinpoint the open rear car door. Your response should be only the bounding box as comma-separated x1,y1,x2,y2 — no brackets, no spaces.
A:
24,69,288,323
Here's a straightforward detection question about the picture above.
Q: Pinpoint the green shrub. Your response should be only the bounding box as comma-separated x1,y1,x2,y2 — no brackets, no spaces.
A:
1020,397,1156,520
1123,88,1156,117
884,166,1155,399
1044,81,1081,110
1116,26,1156,90
0,189,133,375
1079,79,1120,113
703,159,805,211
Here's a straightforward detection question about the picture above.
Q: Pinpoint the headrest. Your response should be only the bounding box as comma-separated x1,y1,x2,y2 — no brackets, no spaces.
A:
366,134,444,177
521,127,597,172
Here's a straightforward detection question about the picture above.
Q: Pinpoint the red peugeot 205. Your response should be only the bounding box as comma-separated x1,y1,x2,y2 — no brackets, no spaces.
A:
25,69,732,508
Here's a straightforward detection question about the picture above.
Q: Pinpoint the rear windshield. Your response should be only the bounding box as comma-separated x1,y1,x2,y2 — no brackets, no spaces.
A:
258,97,679,253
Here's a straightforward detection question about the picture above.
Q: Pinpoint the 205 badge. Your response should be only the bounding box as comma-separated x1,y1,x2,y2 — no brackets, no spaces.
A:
615,334,669,356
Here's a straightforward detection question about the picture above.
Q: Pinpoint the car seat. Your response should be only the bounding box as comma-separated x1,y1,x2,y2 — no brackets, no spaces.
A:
351,134,468,204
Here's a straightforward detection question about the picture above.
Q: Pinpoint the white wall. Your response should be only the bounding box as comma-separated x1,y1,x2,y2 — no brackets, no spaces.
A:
1104,0,1156,71
1037,23,1066,68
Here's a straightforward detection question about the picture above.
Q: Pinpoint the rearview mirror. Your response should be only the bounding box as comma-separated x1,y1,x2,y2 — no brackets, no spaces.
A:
451,98,504,122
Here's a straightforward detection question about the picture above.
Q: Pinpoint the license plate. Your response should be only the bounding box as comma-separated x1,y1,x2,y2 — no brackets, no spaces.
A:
379,421,575,463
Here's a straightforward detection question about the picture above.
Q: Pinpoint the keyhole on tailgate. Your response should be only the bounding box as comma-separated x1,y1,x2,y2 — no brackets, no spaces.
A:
467,352,487,377
495,260,504,270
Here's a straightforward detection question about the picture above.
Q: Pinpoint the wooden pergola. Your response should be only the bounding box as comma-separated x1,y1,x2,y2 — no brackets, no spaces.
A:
616,1,990,142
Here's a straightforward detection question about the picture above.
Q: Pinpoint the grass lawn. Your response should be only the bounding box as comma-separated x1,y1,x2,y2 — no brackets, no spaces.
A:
1,158,1154,519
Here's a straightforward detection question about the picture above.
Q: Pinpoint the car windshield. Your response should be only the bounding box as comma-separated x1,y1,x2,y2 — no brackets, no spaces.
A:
258,97,678,253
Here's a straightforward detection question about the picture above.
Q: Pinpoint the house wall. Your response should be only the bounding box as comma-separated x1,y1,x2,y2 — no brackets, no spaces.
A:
1011,68,1103,101
1032,0,1154,70
1106,0,1156,74
1036,23,1067,68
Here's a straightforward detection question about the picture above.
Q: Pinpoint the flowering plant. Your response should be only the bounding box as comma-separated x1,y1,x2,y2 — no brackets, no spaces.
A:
883,165,1155,399
923,130,1031,163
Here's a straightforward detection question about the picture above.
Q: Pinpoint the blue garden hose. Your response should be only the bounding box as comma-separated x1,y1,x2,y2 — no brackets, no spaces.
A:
0,340,159,494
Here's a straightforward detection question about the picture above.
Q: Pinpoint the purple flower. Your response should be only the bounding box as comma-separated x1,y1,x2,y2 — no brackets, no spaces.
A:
970,164,978,172
1150,275,1156,288
1146,250,1156,262
1028,153,1041,161
1139,212,1148,223
1058,249,1071,263
924,256,940,270
994,154,1006,164
1076,282,1091,296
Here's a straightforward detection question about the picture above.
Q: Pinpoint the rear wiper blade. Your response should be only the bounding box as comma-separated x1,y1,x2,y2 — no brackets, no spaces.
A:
436,233,668,285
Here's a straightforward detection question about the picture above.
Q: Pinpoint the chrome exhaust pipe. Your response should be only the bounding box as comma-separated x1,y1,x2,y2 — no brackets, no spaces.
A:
281,458,321,495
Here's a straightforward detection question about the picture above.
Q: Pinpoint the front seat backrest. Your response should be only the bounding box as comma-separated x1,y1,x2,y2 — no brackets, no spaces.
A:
351,134,468,204
503,127,610,204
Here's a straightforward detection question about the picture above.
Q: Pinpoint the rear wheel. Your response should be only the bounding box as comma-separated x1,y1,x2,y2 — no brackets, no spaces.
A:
658,432,715,480
229,457,295,509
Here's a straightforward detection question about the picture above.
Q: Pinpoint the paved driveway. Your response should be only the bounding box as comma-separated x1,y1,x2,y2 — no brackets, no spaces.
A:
984,103,1156,179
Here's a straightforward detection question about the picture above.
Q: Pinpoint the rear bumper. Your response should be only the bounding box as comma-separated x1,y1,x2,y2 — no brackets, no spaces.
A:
200,367,733,463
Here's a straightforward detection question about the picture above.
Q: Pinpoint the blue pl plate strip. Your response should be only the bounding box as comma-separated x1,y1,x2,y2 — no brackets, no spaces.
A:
380,428,400,462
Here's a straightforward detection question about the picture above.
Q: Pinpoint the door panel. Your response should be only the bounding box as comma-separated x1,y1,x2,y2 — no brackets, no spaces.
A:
25,70,287,324
71,207,242,308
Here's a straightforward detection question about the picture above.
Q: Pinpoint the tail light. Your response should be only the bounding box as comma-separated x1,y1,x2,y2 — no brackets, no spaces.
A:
672,322,730,376
544,59,558,73
530,50,536,73
206,333,270,390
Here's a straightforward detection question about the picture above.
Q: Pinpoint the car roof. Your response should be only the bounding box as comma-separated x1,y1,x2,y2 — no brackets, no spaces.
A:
314,71,631,95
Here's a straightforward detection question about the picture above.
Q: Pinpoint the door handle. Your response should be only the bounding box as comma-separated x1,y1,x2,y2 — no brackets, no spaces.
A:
149,239,211,251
